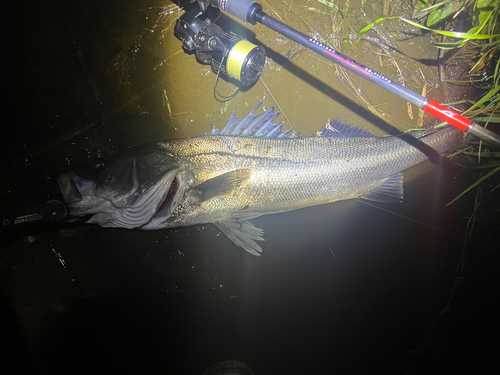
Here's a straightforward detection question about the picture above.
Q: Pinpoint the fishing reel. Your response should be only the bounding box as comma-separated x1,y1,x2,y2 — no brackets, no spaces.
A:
174,1,266,91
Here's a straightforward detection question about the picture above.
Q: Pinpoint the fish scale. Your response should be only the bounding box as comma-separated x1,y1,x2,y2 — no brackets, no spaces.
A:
156,128,461,216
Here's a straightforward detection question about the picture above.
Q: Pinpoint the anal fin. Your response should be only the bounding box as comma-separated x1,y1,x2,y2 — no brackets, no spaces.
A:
361,173,404,203
215,217,264,256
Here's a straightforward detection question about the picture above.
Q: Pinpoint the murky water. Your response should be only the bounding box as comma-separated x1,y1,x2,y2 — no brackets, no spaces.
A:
114,0,442,138
1,0,499,374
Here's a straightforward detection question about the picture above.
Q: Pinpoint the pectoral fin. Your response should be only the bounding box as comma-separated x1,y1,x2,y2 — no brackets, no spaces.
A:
196,169,252,202
215,217,264,256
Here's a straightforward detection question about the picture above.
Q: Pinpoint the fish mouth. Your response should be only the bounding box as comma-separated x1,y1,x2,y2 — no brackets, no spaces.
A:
147,170,187,226
58,172,104,218
155,174,179,216
58,166,185,228
136,169,188,230
58,171,108,219
58,172,84,205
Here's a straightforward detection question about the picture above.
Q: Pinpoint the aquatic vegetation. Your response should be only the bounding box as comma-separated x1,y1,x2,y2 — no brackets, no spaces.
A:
359,0,499,205
357,1,499,362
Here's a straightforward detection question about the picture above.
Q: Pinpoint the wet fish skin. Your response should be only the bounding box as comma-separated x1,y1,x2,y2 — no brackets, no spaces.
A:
58,105,466,255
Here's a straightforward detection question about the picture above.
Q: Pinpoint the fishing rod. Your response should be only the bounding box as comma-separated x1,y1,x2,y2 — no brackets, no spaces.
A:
0,200,67,232
177,0,500,148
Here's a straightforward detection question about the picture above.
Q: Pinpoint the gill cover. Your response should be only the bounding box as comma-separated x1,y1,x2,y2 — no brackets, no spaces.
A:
87,168,181,228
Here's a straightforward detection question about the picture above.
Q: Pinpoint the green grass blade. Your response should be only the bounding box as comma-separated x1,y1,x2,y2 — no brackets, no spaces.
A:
461,151,500,158
427,0,463,27
316,0,341,12
471,116,500,122
419,1,448,12
358,16,499,40
358,16,399,34
462,85,500,115
447,166,500,206
401,18,499,39
464,161,500,169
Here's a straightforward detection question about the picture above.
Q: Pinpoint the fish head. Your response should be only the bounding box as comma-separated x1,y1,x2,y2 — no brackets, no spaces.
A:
58,144,191,229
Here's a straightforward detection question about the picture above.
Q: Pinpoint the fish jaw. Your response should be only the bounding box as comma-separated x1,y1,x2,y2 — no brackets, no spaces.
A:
58,171,109,216
59,168,184,229
140,170,191,229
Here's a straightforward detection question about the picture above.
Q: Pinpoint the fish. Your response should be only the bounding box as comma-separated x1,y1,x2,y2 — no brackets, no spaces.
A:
58,104,466,255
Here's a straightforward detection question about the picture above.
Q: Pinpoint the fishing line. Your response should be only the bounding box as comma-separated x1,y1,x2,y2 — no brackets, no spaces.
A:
188,0,500,148
358,200,497,252
174,4,265,98
405,184,498,368
214,52,240,102
259,77,293,129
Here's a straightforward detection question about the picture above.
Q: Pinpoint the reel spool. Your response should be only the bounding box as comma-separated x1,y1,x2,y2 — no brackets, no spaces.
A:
174,5,265,89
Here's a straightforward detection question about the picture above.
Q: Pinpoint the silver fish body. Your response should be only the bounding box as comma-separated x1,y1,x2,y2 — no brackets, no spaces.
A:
58,106,465,255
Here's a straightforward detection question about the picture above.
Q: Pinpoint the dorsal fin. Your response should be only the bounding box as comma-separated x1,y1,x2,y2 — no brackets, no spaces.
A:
204,104,378,139
207,104,299,139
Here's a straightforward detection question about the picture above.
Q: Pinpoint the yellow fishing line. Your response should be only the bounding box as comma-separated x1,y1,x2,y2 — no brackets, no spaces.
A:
226,40,257,81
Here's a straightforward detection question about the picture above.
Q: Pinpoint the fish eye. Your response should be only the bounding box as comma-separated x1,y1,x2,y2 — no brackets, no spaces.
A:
93,161,106,171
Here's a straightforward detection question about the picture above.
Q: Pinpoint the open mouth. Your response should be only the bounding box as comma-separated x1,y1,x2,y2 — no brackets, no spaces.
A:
157,175,179,214
58,165,185,229
153,172,185,221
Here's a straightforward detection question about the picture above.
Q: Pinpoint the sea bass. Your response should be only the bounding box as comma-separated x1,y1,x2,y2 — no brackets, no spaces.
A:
58,105,465,255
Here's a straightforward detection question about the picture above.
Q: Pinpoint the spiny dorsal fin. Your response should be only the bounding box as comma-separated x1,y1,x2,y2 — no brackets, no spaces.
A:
208,103,299,139
206,104,378,139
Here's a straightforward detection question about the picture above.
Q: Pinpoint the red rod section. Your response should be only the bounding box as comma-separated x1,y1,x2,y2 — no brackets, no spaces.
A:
423,100,472,132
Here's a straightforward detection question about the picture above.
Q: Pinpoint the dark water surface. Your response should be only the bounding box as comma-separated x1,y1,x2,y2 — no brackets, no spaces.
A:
2,1,499,374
